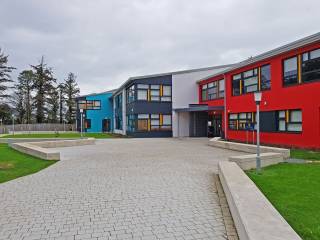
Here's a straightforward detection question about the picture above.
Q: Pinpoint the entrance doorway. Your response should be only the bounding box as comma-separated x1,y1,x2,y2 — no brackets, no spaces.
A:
102,119,111,132
208,114,222,137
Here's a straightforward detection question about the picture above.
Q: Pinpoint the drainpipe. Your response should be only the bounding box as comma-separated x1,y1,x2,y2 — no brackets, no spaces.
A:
223,74,227,140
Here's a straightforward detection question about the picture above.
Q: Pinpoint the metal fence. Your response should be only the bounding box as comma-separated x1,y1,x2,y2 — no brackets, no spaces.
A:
0,123,76,134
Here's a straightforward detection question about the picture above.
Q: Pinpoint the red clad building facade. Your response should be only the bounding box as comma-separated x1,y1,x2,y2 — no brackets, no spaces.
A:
198,33,320,149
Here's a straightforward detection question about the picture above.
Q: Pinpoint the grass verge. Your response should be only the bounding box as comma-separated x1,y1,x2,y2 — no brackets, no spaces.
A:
290,149,320,161
247,163,320,240
0,144,57,183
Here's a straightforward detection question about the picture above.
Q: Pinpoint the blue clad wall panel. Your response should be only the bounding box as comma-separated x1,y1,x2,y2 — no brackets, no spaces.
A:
85,92,113,133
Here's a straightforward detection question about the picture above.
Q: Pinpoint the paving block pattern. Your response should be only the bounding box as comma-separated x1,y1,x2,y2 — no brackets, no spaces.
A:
0,138,240,240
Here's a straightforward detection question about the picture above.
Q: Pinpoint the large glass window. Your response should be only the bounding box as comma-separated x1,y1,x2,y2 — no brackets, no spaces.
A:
126,85,135,103
161,85,172,102
127,114,135,132
115,94,123,130
283,57,298,85
243,69,258,93
261,65,271,90
228,112,254,130
302,48,320,83
162,115,172,130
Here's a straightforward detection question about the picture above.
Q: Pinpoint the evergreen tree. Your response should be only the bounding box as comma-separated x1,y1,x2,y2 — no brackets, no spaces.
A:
47,85,59,123
58,83,65,124
0,48,15,101
0,103,12,125
64,73,79,124
17,70,34,123
12,84,25,124
31,57,56,123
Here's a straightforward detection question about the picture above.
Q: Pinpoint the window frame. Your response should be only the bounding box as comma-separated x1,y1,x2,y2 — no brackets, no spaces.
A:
283,56,299,86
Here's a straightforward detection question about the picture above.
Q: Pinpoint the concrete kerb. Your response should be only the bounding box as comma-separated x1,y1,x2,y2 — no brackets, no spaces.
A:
218,161,302,240
10,138,95,161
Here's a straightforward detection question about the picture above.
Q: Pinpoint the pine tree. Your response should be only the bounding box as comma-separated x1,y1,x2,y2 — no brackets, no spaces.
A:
31,57,56,123
58,83,65,124
64,73,80,124
12,84,25,124
47,85,59,123
17,70,34,123
0,48,15,101
0,103,12,125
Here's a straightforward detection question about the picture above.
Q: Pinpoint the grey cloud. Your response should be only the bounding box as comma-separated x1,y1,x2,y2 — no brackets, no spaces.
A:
0,0,319,94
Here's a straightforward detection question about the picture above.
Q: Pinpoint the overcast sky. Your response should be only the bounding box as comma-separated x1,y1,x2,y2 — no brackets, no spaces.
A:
1,0,319,95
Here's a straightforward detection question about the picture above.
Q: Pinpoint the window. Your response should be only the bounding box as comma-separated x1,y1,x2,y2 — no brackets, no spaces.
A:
150,85,160,101
77,100,101,110
161,85,172,101
127,85,135,103
137,114,148,131
201,79,224,101
283,57,298,86
243,69,258,93
232,65,271,96
137,84,148,100
218,79,225,97
115,94,123,130
162,114,172,130
278,109,302,132
208,82,218,100
201,84,207,101
229,113,254,130
232,74,241,96
127,114,135,132
302,48,320,83
150,114,160,130
260,65,271,90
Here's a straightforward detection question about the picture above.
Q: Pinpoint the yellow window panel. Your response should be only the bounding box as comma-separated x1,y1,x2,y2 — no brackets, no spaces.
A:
298,55,302,84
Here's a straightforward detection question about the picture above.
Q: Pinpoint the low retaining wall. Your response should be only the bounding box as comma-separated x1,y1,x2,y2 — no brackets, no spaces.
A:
0,138,81,144
11,142,60,160
209,138,290,158
11,138,95,161
229,152,284,170
218,161,301,240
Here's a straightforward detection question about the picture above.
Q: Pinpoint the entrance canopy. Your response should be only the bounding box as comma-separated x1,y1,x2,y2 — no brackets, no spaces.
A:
173,104,224,113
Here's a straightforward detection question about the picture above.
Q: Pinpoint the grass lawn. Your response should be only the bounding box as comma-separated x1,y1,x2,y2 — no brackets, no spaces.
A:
0,144,57,183
247,163,320,240
0,132,123,139
291,149,320,161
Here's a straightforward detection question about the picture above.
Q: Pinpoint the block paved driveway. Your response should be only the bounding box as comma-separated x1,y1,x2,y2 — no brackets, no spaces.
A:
0,138,240,240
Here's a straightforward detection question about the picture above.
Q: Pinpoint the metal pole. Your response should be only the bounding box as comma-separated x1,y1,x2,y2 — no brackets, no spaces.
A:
256,104,261,173
80,113,83,138
12,116,15,135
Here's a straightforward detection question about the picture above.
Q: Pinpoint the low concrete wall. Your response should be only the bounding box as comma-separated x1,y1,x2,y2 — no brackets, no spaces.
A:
218,161,301,240
209,138,290,158
11,143,60,160
10,138,96,161
229,152,284,170
0,138,82,144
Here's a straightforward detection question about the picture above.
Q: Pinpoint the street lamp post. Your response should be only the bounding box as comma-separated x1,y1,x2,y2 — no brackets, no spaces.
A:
80,109,83,138
12,114,15,136
254,92,262,173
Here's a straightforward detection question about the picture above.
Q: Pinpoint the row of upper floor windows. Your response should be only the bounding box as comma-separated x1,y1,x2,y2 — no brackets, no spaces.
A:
126,84,172,103
200,47,320,101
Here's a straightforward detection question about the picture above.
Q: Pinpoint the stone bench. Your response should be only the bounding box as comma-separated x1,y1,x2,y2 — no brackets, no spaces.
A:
229,152,284,170
218,161,301,240
209,138,290,158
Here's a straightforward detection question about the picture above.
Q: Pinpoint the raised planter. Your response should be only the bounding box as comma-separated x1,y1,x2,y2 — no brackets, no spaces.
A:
10,138,95,161
218,161,301,240
209,138,290,158
229,152,284,170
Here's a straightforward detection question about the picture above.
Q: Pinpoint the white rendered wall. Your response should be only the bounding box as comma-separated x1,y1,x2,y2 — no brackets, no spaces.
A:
172,67,229,137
